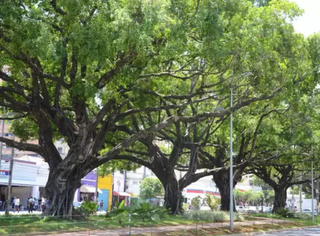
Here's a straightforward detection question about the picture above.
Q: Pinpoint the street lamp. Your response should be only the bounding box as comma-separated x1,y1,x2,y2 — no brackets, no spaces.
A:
301,153,315,223
229,75,234,231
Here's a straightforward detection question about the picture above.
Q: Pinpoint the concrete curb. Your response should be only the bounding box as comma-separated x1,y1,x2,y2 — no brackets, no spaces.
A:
227,225,319,236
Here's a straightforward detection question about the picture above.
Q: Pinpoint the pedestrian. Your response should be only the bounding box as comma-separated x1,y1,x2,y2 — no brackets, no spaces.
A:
28,197,34,213
14,197,20,213
100,200,103,211
41,197,46,213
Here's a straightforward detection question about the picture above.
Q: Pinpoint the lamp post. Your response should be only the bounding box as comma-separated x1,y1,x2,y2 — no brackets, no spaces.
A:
5,143,14,216
0,107,6,177
301,153,315,223
229,73,234,231
312,160,314,223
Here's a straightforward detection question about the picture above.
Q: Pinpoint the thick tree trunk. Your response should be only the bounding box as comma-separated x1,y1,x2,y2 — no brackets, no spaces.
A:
164,179,181,214
213,170,236,212
44,156,92,219
272,187,287,213
156,167,181,214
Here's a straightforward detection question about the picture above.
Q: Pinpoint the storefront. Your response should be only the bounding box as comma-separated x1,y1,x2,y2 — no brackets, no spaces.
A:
97,175,113,211
0,158,45,210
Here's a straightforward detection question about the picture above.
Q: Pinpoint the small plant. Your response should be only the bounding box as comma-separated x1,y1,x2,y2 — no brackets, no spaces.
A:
205,194,220,211
182,210,244,222
78,201,98,216
294,212,312,219
106,201,129,225
275,208,290,218
131,203,170,221
191,196,201,210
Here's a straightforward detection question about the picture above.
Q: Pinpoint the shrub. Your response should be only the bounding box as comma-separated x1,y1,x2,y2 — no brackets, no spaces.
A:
205,194,220,211
106,201,129,225
131,202,170,221
106,202,169,223
294,212,312,220
182,210,243,222
276,208,289,217
191,196,201,210
78,201,98,216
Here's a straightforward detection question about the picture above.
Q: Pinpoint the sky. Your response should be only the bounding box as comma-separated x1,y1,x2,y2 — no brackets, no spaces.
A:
291,0,320,37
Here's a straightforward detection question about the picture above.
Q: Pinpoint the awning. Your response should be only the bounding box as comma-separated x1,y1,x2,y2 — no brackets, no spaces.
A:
113,191,131,197
80,185,102,194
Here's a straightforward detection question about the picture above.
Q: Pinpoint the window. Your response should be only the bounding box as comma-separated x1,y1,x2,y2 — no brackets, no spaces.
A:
133,181,138,185
58,147,63,154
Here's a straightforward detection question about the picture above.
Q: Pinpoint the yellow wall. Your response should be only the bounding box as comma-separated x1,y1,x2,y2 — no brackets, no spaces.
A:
98,174,113,211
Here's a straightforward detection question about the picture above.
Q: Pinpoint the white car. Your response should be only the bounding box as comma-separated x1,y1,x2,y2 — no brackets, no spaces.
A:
236,206,246,213
302,208,317,216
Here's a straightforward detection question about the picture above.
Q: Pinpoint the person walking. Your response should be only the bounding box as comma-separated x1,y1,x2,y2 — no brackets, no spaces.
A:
100,200,104,211
28,197,34,213
14,197,20,213
41,197,46,213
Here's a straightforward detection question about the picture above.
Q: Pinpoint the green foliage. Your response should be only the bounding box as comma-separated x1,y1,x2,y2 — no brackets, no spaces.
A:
275,208,290,218
182,210,244,222
205,194,220,211
106,202,169,223
131,203,170,222
293,213,312,220
234,189,263,206
191,196,201,210
139,177,164,199
77,201,98,216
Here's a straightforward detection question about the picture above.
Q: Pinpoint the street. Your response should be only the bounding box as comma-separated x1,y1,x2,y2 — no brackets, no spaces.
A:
253,227,320,236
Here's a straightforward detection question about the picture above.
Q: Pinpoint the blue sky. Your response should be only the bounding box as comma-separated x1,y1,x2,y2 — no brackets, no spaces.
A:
291,0,320,37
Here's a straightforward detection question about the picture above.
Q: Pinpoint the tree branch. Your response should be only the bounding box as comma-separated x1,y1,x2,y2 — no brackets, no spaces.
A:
0,137,43,155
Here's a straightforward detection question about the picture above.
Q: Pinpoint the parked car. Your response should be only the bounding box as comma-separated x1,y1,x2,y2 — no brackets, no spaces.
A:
302,208,317,216
262,206,272,213
236,206,246,213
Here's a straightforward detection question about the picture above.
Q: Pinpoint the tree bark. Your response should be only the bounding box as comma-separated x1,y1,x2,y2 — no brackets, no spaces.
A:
272,186,288,213
44,153,92,219
154,166,181,214
213,170,236,211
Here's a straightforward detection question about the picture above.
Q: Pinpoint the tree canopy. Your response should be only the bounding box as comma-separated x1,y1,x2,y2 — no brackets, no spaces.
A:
139,177,164,199
0,0,320,218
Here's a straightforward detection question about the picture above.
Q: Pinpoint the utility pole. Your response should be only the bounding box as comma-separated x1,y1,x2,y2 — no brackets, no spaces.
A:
5,146,14,216
312,160,314,223
299,175,302,213
229,69,234,231
0,107,5,176
317,179,319,216
95,168,98,202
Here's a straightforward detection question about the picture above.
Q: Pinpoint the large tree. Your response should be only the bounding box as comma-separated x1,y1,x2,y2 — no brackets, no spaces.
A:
0,0,231,218
102,0,317,214
0,0,317,218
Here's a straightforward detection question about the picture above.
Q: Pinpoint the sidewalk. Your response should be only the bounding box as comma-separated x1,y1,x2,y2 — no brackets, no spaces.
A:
32,217,289,236
0,210,107,216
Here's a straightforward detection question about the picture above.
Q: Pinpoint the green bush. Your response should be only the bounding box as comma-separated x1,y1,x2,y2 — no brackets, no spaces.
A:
294,212,312,219
275,208,289,217
131,202,170,221
182,210,243,222
191,196,201,210
205,194,220,211
78,201,98,216
106,202,169,223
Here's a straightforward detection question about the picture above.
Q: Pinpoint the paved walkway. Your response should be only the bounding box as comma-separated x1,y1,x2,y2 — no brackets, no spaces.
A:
0,210,107,216
251,226,320,236
30,218,289,236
